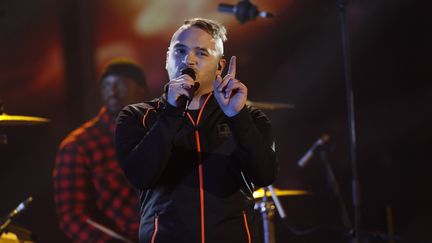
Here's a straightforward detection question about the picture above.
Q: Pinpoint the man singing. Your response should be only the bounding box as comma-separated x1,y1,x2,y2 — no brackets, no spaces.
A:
115,18,278,243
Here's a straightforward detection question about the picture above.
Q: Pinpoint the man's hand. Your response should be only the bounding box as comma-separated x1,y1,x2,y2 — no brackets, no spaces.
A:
167,74,196,107
213,56,247,117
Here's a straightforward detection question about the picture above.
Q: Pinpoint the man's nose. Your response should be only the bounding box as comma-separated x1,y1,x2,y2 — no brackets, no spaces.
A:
183,51,197,66
105,84,118,97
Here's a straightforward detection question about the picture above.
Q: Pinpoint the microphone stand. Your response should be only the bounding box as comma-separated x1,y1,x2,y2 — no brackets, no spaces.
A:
319,148,353,231
336,0,362,242
0,197,33,236
319,149,403,242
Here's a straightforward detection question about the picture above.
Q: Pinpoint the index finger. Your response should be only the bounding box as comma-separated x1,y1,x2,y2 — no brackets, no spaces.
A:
227,56,236,79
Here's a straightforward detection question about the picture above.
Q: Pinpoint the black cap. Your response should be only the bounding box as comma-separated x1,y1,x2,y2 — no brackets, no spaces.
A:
100,57,147,88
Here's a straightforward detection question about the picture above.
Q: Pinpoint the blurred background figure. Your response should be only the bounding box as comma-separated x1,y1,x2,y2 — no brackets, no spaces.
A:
53,58,148,242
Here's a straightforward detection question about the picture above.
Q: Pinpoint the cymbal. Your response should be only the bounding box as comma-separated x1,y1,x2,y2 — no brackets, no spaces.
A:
246,100,295,110
0,113,50,126
253,187,309,199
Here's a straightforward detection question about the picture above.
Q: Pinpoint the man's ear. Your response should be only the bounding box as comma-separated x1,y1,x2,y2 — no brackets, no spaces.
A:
216,58,226,76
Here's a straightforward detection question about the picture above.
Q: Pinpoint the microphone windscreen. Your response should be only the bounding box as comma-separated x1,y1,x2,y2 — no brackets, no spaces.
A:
181,68,196,80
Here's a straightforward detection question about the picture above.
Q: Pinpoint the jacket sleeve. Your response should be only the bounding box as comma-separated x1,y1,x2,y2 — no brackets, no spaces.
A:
115,103,184,190
53,142,113,243
226,107,278,187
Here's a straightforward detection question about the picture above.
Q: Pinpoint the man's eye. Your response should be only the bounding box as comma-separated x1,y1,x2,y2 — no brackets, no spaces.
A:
175,48,186,55
198,51,208,57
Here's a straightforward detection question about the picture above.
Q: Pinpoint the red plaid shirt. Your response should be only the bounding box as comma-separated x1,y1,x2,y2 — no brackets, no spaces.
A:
53,107,139,242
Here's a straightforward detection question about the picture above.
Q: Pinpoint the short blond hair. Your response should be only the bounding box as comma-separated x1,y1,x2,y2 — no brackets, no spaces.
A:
183,18,227,43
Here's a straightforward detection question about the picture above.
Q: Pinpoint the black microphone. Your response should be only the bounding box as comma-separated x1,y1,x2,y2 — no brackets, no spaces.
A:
181,67,196,81
218,0,274,24
297,134,330,168
179,68,199,113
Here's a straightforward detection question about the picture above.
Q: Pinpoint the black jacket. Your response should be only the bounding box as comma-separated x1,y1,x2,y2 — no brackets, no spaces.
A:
115,93,278,243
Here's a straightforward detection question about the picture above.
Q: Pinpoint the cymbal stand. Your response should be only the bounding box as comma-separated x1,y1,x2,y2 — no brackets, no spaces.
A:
258,185,288,243
258,187,276,243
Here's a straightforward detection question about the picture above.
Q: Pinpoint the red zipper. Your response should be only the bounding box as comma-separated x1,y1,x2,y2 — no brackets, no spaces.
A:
150,214,159,243
242,211,252,243
186,93,212,243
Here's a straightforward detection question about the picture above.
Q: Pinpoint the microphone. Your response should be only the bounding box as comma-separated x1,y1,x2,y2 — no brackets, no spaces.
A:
181,67,196,81
0,197,33,234
179,68,199,113
218,0,274,24
297,134,330,168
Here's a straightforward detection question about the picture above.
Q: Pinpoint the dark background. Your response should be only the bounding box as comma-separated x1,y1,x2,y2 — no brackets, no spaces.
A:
1,0,430,242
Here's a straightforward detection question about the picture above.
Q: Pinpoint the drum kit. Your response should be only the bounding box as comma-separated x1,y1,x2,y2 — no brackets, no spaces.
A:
0,102,48,242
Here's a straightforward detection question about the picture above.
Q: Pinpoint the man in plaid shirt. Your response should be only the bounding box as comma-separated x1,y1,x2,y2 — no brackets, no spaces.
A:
53,58,148,242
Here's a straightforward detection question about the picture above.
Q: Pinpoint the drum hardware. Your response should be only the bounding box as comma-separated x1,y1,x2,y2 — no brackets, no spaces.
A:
86,218,134,243
0,197,33,237
0,102,50,145
0,103,50,126
258,188,276,243
321,143,402,242
254,186,310,243
246,100,294,110
297,137,402,242
0,224,35,242
253,188,309,199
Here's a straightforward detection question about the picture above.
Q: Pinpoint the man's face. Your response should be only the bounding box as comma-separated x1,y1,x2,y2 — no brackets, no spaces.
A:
166,26,224,93
101,74,146,117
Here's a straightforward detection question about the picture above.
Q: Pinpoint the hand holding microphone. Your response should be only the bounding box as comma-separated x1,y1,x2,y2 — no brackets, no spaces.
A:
179,68,200,111
167,68,200,110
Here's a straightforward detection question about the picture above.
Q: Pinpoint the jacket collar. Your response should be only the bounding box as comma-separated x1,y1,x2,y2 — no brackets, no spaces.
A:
159,91,220,125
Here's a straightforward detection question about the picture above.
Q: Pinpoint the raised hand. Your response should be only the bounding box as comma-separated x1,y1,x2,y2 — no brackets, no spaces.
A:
213,56,247,117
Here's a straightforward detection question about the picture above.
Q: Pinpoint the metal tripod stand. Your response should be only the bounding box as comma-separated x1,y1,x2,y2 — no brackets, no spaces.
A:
257,185,287,243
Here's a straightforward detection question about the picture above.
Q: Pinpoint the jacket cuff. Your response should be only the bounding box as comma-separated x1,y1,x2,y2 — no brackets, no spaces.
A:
226,106,252,133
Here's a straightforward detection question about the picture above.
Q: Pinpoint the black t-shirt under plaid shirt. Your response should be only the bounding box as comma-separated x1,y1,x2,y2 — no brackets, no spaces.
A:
53,107,140,242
